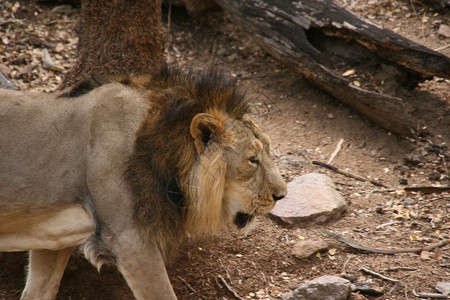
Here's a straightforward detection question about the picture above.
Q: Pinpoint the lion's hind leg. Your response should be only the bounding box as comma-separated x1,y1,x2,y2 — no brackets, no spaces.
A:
21,247,73,300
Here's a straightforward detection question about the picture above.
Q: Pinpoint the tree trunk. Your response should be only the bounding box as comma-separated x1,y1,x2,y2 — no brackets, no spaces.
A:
214,0,450,137
61,0,165,89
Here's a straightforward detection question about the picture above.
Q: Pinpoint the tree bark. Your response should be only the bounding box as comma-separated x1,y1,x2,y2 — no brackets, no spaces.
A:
214,0,450,137
61,0,166,89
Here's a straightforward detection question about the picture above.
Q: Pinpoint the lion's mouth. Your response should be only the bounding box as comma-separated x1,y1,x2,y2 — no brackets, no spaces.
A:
234,212,254,228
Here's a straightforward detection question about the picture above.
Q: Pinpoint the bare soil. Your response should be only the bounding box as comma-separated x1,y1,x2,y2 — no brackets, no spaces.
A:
0,1,449,299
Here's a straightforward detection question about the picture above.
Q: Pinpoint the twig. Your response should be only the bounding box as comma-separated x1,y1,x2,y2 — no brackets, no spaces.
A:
357,189,395,194
360,267,400,283
408,0,417,15
208,39,218,67
442,154,449,177
218,275,244,300
312,161,387,188
404,186,450,193
327,138,344,164
434,43,450,52
327,231,450,255
167,0,172,33
384,266,418,272
342,254,353,274
375,221,401,229
335,181,356,187
412,289,449,299
178,276,205,299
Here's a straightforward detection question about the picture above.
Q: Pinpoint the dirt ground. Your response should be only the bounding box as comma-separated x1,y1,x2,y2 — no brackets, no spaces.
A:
0,1,449,299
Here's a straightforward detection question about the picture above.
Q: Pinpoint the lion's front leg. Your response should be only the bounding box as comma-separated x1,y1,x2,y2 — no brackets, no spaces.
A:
112,230,177,300
21,247,73,300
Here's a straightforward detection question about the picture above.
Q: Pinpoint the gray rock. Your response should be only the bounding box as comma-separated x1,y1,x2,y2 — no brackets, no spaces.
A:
279,155,307,169
282,275,352,300
438,24,450,38
292,239,328,259
435,282,450,295
216,48,227,56
270,173,347,226
0,72,18,91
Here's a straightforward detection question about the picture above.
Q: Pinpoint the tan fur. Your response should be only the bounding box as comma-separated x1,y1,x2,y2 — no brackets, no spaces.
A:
0,67,287,299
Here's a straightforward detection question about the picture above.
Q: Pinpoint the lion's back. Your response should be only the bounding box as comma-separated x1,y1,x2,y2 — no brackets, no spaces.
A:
0,84,150,210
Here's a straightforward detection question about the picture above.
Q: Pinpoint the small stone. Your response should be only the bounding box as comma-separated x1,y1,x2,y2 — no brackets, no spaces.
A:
227,53,237,61
435,282,450,295
216,48,227,56
322,136,332,146
428,171,441,181
291,239,329,259
438,24,450,38
295,149,307,156
399,178,408,185
375,207,383,214
420,250,430,260
255,289,266,299
404,153,421,165
282,275,352,300
403,197,413,206
327,113,335,119
0,72,18,90
0,64,11,75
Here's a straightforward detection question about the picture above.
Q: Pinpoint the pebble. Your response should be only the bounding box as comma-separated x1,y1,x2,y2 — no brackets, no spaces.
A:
291,239,328,259
399,178,408,185
435,282,450,295
216,48,227,56
428,171,441,181
438,24,450,38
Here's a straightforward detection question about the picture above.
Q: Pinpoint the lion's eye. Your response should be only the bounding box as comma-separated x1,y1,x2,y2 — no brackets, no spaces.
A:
249,156,259,164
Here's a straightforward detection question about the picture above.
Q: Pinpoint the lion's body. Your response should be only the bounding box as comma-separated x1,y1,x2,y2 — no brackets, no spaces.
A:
0,84,148,251
0,68,287,299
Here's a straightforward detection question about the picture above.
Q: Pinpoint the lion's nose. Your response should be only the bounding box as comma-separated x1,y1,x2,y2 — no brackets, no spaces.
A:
273,194,285,201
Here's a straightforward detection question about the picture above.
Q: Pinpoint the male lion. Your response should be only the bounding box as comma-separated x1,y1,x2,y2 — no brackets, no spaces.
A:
0,67,287,299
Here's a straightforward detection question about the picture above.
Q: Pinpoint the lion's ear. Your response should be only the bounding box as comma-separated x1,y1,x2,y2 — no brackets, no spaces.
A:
190,113,224,154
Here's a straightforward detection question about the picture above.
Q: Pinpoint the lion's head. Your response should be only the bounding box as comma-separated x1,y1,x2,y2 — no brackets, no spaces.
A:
187,113,287,234
124,67,287,259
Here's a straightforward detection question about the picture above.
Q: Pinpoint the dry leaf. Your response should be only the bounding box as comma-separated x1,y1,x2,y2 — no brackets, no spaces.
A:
42,49,64,72
342,69,356,76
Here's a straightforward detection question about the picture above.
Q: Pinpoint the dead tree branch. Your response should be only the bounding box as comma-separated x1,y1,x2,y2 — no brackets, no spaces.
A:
214,0,450,137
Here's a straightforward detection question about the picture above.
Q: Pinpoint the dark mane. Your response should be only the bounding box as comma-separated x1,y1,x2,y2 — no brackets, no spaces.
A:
124,66,250,260
120,66,250,120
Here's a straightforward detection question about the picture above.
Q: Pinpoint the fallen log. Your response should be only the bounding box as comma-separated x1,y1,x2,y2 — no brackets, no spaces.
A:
213,0,450,137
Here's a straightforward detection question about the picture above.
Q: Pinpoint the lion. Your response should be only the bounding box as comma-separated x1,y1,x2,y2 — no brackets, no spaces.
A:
0,67,287,300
